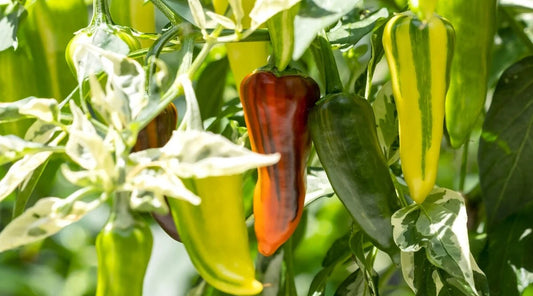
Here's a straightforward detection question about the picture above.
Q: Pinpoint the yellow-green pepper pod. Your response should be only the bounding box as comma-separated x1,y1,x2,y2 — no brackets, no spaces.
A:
168,175,263,295
213,0,270,87
110,0,155,47
382,10,455,204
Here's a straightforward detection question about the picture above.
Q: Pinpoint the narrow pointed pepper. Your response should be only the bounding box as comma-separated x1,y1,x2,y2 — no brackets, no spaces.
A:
96,194,153,296
436,0,497,148
240,69,320,256
168,176,264,295
309,36,400,260
382,2,455,203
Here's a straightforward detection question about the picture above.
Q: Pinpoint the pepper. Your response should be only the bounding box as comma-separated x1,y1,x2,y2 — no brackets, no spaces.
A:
96,194,153,296
168,176,263,295
436,0,497,148
213,0,270,87
109,0,155,47
65,0,140,78
309,36,400,259
382,2,454,204
130,103,181,241
240,69,320,256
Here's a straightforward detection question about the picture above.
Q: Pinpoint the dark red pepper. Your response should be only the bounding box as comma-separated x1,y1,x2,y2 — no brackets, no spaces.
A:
240,69,320,256
132,103,180,241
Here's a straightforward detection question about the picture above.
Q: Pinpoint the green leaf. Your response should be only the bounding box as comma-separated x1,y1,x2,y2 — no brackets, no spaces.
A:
326,8,388,50
478,56,533,228
481,205,533,296
500,0,533,10
196,57,229,121
293,0,363,60
391,188,484,295
0,195,97,252
348,231,379,295
334,270,371,296
372,82,399,163
0,1,25,51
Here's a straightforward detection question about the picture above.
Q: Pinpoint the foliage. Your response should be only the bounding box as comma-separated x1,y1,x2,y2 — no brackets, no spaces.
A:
0,0,532,295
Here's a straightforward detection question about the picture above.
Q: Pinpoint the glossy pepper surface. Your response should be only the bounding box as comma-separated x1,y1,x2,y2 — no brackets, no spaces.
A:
110,0,155,47
310,93,401,258
96,196,153,296
240,69,320,256
436,0,497,148
382,6,454,204
168,176,263,295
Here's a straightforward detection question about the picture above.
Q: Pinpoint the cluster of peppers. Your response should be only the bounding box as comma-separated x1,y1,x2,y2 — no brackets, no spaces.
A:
56,0,496,294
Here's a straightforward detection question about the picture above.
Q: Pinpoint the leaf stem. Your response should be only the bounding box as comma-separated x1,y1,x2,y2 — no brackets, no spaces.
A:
458,138,469,192
150,0,181,26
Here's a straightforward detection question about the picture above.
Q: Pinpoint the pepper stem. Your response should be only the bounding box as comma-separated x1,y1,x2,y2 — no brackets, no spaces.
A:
408,0,438,21
314,34,343,95
91,0,113,25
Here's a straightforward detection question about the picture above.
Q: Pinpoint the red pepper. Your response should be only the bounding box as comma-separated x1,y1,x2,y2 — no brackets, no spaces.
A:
240,69,320,256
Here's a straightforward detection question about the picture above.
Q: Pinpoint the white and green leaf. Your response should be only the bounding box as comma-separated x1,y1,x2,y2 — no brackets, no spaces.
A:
0,196,98,252
249,0,300,30
0,97,58,123
392,188,482,295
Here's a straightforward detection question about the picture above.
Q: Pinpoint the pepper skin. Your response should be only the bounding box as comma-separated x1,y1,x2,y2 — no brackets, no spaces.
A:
309,93,400,258
437,0,497,148
382,10,454,203
96,196,153,296
168,176,263,295
110,0,155,47
240,70,320,256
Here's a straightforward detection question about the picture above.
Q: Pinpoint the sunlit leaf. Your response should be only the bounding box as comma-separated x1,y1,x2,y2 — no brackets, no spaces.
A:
0,196,97,252
0,1,25,50
0,152,52,202
250,0,301,30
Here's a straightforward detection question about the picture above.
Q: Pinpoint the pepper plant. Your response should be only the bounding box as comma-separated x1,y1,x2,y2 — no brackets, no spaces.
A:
0,0,532,295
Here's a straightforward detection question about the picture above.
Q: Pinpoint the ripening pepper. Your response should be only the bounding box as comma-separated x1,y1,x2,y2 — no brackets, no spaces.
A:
66,0,140,78
96,195,153,296
130,103,182,241
213,0,270,87
382,4,455,204
240,69,320,256
168,176,263,295
309,36,400,259
436,0,497,148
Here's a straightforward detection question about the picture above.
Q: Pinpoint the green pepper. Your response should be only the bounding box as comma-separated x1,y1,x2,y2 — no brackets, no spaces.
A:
309,36,400,259
240,68,320,256
96,194,153,296
66,0,140,77
168,175,263,295
382,2,454,204
436,0,497,148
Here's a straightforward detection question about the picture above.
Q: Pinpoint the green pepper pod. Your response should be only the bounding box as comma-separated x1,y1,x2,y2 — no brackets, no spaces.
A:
309,93,400,257
382,9,454,204
96,195,153,296
110,0,155,47
436,0,497,148
168,175,263,295
240,69,320,256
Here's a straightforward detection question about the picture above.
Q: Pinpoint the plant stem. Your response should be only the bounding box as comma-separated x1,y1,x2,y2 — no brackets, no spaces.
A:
283,238,297,296
150,0,181,26
458,138,469,192
91,0,111,25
